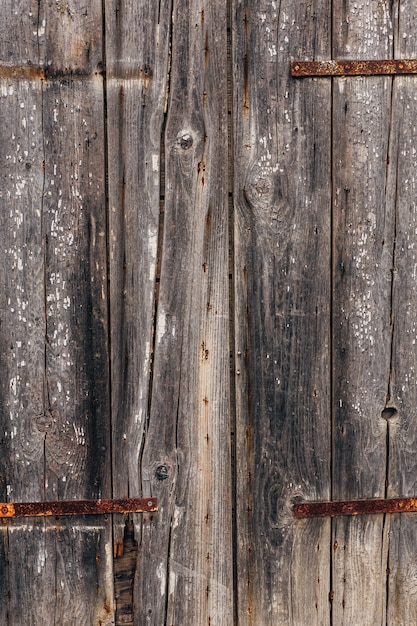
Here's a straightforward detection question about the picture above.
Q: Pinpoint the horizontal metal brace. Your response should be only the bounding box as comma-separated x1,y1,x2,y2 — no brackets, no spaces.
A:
0,497,157,518
291,59,417,77
294,497,417,519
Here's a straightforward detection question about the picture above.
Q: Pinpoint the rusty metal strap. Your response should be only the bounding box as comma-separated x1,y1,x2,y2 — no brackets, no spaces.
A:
294,497,417,519
0,497,157,518
291,59,417,77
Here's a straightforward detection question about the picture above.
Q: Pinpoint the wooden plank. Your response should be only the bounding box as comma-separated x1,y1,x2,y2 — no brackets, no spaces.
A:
0,2,39,66
331,2,395,623
0,2,113,623
0,527,8,624
233,1,332,624
384,2,417,622
136,0,233,623
6,520,112,626
104,0,172,553
0,72,55,624
42,76,110,502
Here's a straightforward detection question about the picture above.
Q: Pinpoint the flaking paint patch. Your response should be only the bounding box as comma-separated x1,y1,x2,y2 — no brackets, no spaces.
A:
156,310,167,344
156,562,166,597
37,548,47,574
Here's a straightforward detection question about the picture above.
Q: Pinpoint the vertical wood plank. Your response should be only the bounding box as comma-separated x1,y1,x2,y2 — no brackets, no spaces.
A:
384,2,417,623
136,0,233,623
331,1,395,623
104,0,172,552
0,2,113,623
233,1,332,623
0,1,39,65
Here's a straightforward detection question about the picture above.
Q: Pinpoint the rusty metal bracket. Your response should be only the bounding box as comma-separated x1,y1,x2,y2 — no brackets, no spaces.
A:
294,497,417,519
291,59,417,77
0,497,157,518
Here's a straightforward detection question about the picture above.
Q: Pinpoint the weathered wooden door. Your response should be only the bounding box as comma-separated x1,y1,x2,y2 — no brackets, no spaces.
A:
1,1,417,625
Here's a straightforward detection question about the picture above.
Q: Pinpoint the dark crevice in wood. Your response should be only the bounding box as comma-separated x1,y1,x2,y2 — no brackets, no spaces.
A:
385,91,399,478
114,519,138,626
163,512,174,626
100,0,113,503
53,526,59,625
39,25,48,504
142,2,174,501
383,510,390,626
383,57,398,624
227,0,238,621
330,2,335,623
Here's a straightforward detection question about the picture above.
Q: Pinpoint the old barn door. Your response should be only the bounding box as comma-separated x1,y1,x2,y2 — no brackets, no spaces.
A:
1,1,417,625
234,0,417,625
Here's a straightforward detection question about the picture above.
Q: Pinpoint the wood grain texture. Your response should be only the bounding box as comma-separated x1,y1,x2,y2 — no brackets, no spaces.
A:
138,0,233,623
233,1,332,623
384,2,417,623
105,0,172,550
5,520,112,626
0,2,113,624
331,1,396,623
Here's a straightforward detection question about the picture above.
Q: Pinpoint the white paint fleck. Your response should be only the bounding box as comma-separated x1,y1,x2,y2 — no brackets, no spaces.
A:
156,562,166,597
10,377,17,396
73,424,86,445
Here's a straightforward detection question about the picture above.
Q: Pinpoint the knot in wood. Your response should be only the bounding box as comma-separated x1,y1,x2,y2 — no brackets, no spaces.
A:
155,465,169,481
177,132,193,150
381,407,398,421
35,412,53,432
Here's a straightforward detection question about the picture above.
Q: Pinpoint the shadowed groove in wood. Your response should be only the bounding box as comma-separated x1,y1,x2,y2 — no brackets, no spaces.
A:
114,519,137,626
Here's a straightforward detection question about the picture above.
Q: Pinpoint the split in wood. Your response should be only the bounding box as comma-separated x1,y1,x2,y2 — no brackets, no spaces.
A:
0,497,157,518
294,497,417,518
291,59,417,77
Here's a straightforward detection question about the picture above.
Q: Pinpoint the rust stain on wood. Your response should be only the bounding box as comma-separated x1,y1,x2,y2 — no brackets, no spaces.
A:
294,497,417,518
0,497,157,518
0,63,157,82
291,59,417,77
0,64,45,79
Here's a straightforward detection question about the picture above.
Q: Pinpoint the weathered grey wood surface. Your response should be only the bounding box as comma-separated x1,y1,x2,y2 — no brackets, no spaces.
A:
384,2,417,624
0,2,113,624
138,1,233,623
106,0,233,623
233,1,332,623
332,2,395,623
105,0,172,555
2,1,417,625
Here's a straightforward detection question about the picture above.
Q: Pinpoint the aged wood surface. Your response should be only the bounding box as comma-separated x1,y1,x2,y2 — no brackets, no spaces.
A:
0,2,113,624
332,2,395,623
3,1,417,624
104,0,172,553
233,1,332,623
138,1,233,623
384,2,417,623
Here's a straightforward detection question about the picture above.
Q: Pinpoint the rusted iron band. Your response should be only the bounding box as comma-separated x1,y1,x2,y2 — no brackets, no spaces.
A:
294,497,417,519
0,497,157,518
291,59,417,77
